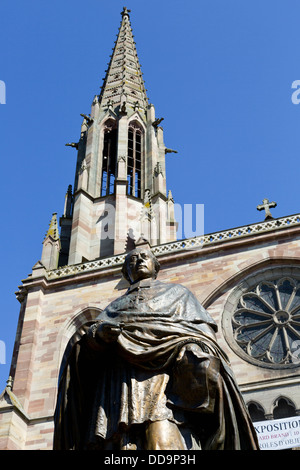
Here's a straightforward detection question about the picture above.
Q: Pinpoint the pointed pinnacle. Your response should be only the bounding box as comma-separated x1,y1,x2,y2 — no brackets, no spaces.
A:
45,213,60,241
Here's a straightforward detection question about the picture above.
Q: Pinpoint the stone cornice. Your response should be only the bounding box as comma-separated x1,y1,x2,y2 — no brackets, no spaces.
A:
240,374,300,392
15,213,300,301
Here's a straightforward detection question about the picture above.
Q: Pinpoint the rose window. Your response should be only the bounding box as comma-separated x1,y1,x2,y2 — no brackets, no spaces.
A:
232,277,300,366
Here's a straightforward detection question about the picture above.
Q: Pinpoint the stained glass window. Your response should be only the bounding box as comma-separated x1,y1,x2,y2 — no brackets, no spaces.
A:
232,277,300,366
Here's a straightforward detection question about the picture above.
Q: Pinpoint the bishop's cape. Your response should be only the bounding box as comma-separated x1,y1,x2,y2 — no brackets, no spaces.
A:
53,279,259,450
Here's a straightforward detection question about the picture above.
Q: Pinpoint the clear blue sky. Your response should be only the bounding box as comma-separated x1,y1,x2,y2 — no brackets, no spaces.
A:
1,0,300,391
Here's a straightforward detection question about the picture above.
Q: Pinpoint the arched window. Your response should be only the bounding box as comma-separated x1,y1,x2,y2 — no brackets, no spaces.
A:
273,397,296,419
247,402,266,422
101,119,117,196
127,122,143,198
225,272,300,368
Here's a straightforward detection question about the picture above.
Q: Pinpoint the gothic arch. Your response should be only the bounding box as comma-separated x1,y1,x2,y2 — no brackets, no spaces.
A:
56,307,102,381
127,113,146,132
272,396,297,419
221,261,300,369
247,401,266,422
101,117,117,130
100,118,118,196
97,108,118,126
62,306,101,337
127,119,145,198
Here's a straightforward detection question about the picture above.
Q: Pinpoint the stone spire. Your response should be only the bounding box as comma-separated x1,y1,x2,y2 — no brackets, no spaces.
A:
98,7,148,113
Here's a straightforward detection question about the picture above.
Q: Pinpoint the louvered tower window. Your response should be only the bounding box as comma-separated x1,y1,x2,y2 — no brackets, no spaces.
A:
127,122,143,198
101,120,117,196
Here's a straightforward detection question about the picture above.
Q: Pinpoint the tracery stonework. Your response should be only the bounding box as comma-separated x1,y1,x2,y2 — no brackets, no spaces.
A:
223,267,300,369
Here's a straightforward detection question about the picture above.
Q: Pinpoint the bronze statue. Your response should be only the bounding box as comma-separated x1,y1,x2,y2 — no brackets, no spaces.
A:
54,247,259,450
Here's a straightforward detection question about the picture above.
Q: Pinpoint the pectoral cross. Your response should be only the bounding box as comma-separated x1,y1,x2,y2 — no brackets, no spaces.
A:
257,198,277,220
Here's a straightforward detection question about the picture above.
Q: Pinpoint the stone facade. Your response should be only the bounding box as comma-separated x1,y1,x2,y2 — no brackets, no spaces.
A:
1,8,300,450
1,217,300,449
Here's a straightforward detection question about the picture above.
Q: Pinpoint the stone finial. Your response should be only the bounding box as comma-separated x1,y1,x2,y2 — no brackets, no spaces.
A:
167,190,174,202
41,213,61,270
6,376,13,391
121,7,131,18
63,185,73,218
134,235,151,250
44,213,60,241
154,162,164,178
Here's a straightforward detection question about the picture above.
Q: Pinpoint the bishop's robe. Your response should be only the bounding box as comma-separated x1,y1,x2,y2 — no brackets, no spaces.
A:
53,279,259,450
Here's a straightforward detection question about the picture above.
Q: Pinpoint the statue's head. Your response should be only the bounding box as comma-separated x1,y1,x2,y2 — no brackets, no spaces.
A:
122,247,160,284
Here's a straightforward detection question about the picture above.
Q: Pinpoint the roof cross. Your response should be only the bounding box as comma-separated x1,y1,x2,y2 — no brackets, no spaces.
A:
257,198,277,220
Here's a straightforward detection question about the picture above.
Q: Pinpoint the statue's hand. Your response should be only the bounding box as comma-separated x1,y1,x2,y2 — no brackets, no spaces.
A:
96,322,121,343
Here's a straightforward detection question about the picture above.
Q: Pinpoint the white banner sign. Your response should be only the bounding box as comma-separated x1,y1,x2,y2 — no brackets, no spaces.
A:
254,416,300,450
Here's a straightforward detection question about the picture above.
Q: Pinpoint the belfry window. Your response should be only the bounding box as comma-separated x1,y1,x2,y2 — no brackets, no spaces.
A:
127,122,143,198
101,120,117,196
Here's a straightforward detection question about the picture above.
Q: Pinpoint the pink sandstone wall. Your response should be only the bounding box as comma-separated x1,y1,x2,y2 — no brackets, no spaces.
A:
3,227,300,449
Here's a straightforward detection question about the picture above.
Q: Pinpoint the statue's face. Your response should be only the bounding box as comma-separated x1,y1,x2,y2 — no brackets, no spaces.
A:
126,248,156,283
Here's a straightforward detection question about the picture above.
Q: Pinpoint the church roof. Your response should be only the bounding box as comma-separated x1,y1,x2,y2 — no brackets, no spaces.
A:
98,7,148,112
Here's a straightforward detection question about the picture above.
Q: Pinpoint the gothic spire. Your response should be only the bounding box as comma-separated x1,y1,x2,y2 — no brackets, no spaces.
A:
62,8,177,264
98,7,148,112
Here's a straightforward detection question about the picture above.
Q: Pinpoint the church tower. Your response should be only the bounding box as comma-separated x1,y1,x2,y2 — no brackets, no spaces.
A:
60,7,176,266
2,7,300,451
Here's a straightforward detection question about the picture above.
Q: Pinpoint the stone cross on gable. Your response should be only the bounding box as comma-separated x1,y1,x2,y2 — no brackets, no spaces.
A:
257,198,277,220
